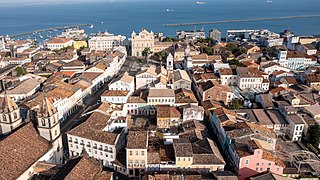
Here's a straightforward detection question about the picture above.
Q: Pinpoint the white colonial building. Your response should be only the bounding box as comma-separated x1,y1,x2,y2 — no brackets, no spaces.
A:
45,38,74,50
67,111,126,167
109,72,135,94
88,31,126,51
131,28,154,57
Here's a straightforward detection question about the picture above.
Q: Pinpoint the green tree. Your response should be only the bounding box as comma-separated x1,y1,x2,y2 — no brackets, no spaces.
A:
231,99,241,109
239,47,248,54
201,46,213,55
228,60,245,67
142,47,152,64
15,67,24,76
307,125,320,146
226,43,239,54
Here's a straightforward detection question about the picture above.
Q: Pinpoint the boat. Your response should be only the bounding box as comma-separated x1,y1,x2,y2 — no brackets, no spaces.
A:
196,1,205,4
90,24,94,29
166,9,174,12
266,0,272,2
101,21,104,24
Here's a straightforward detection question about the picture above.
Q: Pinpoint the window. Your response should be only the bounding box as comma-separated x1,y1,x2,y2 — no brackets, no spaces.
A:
141,151,144,156
245,159,249,165
129,151,132,155
267,167,270,171
256,163,259,166
41,119,46,126
276,168,279,171
13,112,17,119
135,151,138,155
268,163,271,166
260,168,263,171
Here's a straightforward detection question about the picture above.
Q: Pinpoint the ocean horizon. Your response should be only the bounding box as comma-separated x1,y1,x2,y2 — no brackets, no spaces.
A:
0,0,319,39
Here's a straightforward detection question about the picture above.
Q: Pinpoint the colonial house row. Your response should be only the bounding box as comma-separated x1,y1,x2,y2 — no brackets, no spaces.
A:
124,88,198,116
209,109,284,180
219,67,270,92
125,121,226,177
67,111,126,168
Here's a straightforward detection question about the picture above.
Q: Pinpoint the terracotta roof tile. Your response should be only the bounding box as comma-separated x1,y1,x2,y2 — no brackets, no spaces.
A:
68,112,120,145
0,123,49,180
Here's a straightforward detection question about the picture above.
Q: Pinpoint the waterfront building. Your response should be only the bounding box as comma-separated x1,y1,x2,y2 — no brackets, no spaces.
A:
209,28,221,41
0,35,5,52
277,50,316,70
88,31,126,51
176,29,205,40
131,28,154,57
45,38,74,50
58,27,87,41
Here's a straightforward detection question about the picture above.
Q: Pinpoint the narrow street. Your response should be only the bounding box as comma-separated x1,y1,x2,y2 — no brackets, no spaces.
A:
60,58,136,157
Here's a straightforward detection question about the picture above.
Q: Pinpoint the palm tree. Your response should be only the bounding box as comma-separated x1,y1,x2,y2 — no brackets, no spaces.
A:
142,47,152,64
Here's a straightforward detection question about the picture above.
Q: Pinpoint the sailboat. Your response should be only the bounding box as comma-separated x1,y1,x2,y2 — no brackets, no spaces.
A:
166,9,174,12
266,0,272,3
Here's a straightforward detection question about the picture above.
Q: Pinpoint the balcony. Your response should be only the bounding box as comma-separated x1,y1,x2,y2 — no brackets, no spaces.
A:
68,139,72,142
98,147,103,151
86,144,91,148
80,142,84,146
93,146,97,149
74,141,78,144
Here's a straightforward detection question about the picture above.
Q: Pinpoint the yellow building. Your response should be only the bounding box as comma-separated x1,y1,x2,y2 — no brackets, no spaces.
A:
73,41,88,50
126,131,148,177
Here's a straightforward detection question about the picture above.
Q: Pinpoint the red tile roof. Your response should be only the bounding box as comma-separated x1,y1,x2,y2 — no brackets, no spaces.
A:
0,123,49,180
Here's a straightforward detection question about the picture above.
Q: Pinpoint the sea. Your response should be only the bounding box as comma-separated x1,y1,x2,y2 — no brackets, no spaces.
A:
0,0,319,40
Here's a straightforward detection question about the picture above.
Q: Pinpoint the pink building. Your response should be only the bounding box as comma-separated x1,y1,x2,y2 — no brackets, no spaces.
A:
238,149,284,180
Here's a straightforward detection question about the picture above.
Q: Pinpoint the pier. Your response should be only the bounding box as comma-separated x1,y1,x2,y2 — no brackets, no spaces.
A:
164,14,320,27
9,24,92,38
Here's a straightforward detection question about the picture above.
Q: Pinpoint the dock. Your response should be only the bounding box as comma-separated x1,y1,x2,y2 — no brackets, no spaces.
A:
164,14,320,27
9,24,92,38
